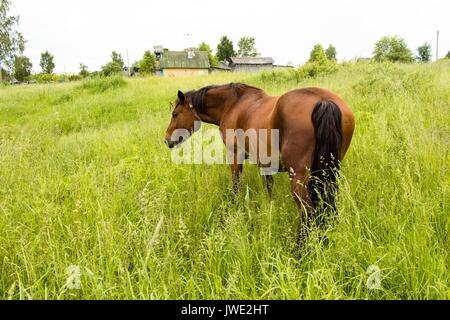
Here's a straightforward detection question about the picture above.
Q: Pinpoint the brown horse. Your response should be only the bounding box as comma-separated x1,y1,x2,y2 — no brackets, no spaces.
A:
164,83,355,218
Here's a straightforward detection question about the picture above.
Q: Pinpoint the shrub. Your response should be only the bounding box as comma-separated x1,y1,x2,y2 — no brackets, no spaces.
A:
78,75,127,93
101,51,125,76
352,62,407,97
30,73,82,83
68,74,82,82
258,69,301,84
32,73,59,83
298,60,338,78
308,44,328,64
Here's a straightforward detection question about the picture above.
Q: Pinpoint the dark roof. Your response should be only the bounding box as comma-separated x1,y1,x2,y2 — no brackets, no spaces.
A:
211,66,231,71
230,57,274,65
158,51,210,69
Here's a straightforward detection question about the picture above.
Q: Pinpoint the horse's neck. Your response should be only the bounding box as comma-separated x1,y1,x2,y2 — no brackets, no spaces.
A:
201,88,267,125
199,90,234,125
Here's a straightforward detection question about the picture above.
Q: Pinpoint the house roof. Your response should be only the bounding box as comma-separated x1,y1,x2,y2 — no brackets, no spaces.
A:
158,51,210,69
153,45,164,54
230,57,274,65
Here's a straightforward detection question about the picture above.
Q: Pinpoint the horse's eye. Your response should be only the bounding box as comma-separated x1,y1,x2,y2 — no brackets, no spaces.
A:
172,112,177,117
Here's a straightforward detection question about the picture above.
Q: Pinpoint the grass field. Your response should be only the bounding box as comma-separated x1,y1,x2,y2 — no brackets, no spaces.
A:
0,61,448,299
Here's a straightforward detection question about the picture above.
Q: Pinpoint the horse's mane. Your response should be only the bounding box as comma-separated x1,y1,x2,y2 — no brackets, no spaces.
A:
185,83,263,112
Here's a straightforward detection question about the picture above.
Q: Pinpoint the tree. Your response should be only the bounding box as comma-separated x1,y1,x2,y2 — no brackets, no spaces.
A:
198,42,218,67
13,55,32,82
111,51,124,67
216,36,235,62
446,51,450,59
237,36,258,57
101,51,124,76
138,50,156,75
0,0,26,82
40,50,55,74
300,44,338,78
79,63,89,77
416,42,432,62
325,44,337,61
308,44,328,64
373,36,414,63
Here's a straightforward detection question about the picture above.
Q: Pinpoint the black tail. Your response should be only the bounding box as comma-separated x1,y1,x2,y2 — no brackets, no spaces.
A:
309,100,342,211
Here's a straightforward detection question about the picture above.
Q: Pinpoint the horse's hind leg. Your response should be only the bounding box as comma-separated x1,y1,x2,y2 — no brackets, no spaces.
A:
288,163,313,220
264,175,274,196
281,142,315,220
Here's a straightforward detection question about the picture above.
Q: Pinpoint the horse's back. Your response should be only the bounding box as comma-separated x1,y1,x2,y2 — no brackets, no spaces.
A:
276,87,351,115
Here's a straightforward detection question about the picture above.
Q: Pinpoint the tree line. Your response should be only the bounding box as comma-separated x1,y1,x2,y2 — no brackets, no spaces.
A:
1,0,449,83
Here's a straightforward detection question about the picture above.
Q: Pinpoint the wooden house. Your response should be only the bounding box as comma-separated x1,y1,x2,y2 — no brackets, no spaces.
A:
157,51,210,77
229,57,274,72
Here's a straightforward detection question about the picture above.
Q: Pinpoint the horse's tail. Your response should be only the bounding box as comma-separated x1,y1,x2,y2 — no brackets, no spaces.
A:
309,100,342,211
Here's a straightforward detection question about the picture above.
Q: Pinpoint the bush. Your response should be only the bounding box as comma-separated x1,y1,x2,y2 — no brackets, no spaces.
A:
101,51,125,76
258,69,301,84
257,60,338,84
101,62,123,77
78,75,127,93
309,44,328,64
30,73,83,83
32,73,59,83
298,60,338,78
352,62,407,97
68,74,82,82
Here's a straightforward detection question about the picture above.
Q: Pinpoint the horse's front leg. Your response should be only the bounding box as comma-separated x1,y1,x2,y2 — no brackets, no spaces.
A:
231,163,243,193
224,136,245,194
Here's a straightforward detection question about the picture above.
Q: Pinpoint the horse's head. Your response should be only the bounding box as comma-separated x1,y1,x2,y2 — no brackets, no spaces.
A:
164,90,200,148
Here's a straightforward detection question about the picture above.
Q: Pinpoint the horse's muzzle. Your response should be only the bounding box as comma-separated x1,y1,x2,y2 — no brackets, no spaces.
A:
164,138,175,148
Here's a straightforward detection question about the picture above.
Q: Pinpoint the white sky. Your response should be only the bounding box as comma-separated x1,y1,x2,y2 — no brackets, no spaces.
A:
11,0,450,73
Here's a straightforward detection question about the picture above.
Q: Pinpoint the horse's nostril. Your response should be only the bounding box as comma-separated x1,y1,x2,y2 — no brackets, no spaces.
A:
165,138,175,148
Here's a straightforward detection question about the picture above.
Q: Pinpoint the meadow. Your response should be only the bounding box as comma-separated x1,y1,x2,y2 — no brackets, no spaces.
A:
0,61,448,299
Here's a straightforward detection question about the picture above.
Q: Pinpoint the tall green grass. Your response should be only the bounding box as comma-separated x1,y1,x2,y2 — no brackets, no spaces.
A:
0,62,448,299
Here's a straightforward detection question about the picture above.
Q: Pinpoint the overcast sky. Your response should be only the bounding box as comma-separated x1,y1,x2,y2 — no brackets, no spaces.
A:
11,0,450,73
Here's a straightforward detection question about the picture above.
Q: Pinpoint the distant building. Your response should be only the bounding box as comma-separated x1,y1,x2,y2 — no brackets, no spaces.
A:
210,61,232,73
157,51,210,77
229,57,274,73
153,45,164,61
122,66,130,77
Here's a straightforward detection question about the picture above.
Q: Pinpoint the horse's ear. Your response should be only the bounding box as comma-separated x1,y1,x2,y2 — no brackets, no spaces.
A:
177,90,185,103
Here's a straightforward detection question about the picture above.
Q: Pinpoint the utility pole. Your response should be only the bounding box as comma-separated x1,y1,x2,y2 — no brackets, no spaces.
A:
436,30,439,61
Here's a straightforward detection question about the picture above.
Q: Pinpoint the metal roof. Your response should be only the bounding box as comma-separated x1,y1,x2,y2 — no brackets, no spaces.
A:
230,57,274,65
158,51,210,69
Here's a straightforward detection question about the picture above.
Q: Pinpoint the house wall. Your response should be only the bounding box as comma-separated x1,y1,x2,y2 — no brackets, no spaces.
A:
162,68,208,77
231,64,273,73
